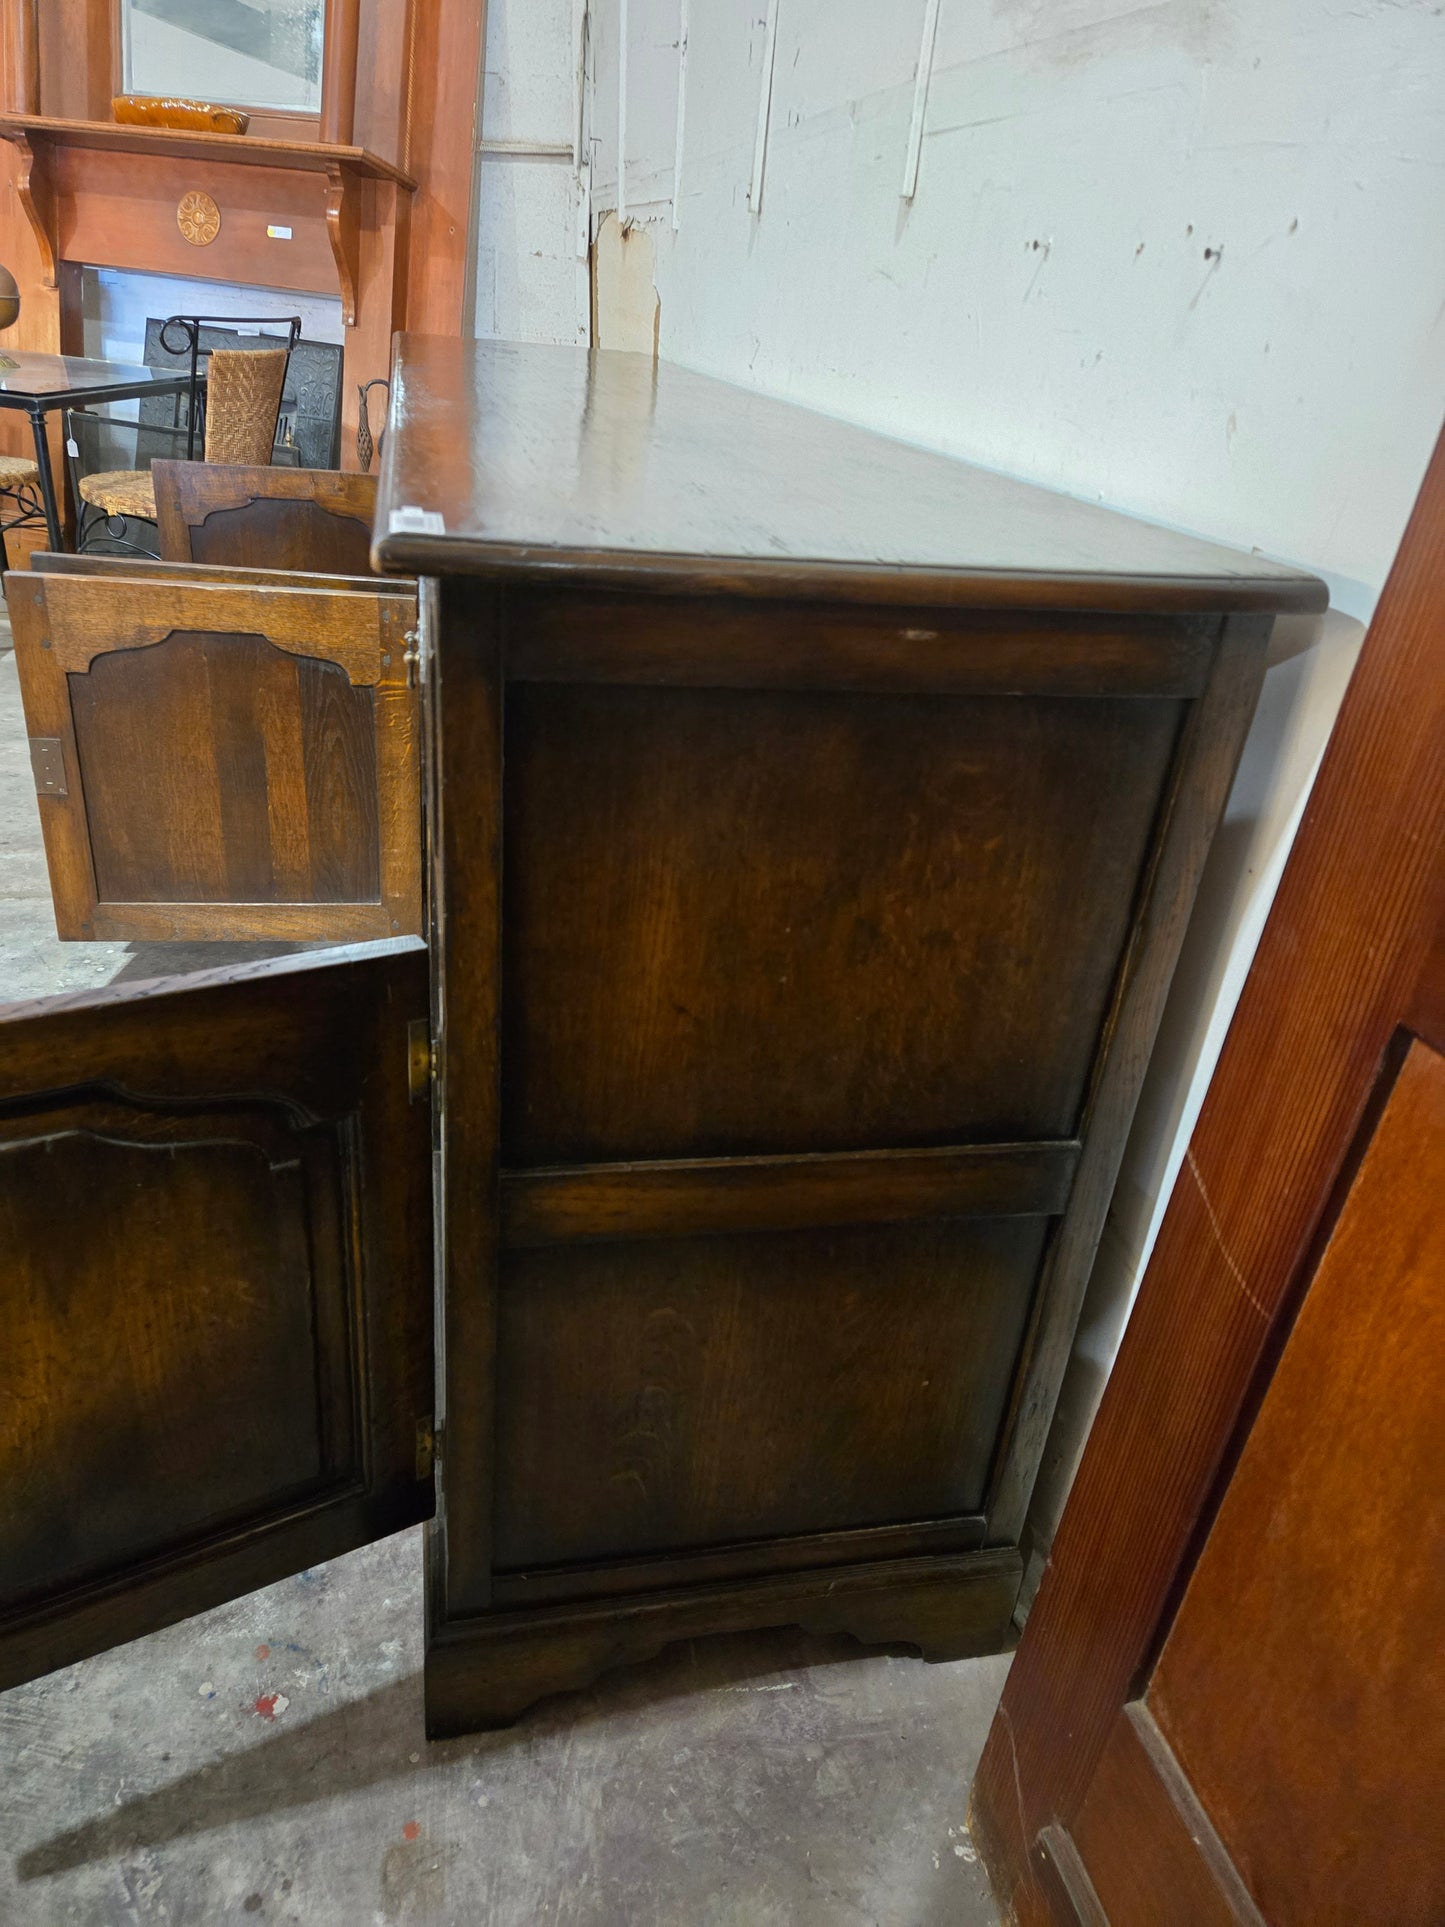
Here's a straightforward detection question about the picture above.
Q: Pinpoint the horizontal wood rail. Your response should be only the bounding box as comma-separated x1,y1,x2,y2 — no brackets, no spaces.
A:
500,1140,1080,1247
509,594,1219,697
492,1512,992,1607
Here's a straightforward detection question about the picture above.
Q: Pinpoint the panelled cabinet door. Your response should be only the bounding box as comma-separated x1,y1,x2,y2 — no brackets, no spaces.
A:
0,939,434,1691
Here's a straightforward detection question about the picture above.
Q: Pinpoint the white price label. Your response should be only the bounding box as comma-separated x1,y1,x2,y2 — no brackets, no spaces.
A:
388,506,446,537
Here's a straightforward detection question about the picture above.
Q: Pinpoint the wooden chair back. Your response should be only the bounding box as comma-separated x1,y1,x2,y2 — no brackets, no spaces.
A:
5,566,421,944
154,462,380,575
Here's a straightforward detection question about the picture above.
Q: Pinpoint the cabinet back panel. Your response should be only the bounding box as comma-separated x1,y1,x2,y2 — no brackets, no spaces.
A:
493,1215,1050,1570
501,684,1181,1164
70,631,381,904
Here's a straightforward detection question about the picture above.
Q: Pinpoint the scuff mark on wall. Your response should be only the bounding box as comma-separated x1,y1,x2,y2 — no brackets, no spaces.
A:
592,209,661,355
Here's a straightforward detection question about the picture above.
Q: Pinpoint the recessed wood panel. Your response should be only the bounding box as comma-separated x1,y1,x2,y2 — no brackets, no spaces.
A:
190,500,374,576
0,1102,344,1606
493,1215,1051,1570
502,684,1182,1163
0,941,434,1692
69,630,380,904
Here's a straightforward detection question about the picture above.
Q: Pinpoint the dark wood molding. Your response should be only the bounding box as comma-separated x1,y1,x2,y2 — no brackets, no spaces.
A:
427,577,505,1618
501,1141,1080,1247
985,612,1271,1543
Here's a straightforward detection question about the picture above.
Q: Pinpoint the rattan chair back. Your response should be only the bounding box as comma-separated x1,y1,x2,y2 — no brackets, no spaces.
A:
203,349,290,467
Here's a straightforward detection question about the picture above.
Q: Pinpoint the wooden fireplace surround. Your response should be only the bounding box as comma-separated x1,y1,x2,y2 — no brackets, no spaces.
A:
0,0,486,487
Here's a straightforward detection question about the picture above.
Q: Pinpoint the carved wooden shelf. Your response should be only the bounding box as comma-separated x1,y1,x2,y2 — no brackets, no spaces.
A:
0,114,415,326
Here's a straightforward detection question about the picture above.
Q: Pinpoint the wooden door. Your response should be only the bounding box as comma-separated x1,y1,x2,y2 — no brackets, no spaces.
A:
0,939,435,1691
6,568,422,942
969,428,1445,1925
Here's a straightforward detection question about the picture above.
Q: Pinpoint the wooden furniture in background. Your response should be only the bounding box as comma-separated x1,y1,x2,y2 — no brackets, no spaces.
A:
373,337,1327,1735
6,563,421,941
0,347,1326,1740
0,0,486,484
155,460,376,574
969,430,1445,1924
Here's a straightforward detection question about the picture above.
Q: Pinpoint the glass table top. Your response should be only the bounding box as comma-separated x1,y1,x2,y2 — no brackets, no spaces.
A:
0,353,194,400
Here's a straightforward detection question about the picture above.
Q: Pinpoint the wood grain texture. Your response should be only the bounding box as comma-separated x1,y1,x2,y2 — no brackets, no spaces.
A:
502,682,1182,1164
986,614,1271,1541
406,343,1296,1735
30,550,413,596
427,577,505,1616
1145,1041,1445,1926
154,462,378,575
970,432,1445,1921
402,0,485,338
490,1513,990,1607
1068,1706,1262,1927
508,591,1216,697
375,339,1326,615
500,1141,1079,1247
493,1216,1051,1569
71,631,379,904
0,940,433,1692
6,569,420,942
53,145,335,299
1,1105,341,1601
35,0,111,121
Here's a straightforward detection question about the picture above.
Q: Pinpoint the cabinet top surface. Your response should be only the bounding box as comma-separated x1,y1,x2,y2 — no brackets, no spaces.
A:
373,336,1326,614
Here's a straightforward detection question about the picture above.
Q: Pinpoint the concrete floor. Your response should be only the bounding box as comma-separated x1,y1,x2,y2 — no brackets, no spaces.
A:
0,613,1010,1925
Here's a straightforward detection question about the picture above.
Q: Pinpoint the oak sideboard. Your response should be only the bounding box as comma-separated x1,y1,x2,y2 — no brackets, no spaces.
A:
0,337,1326,1737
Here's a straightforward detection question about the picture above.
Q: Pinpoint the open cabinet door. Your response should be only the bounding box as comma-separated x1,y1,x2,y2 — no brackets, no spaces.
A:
969,434,1445,1919
0,939,434,1692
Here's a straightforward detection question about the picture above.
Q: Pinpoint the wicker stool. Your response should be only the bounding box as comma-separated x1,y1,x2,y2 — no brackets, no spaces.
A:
79,347,290,529
0,451,46,571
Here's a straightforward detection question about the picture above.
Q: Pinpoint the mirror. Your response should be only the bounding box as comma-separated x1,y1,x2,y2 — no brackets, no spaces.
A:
121,0,326,116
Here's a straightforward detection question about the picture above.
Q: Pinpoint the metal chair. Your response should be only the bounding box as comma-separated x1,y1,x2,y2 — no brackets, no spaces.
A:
66,313,302,555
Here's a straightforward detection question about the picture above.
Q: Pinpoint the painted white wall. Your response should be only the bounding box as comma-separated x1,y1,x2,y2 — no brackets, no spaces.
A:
564,0,1445,1566
473,0,590,345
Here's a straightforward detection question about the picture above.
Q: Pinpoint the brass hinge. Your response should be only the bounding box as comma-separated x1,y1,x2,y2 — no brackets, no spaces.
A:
407,1017,435,1102
29,738,66,797
415,1416,440,1481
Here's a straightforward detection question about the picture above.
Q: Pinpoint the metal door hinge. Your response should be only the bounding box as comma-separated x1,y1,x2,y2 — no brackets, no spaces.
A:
29,738,66,797
402,628,422,689
416,1416,440,1480
407,1018,435,1102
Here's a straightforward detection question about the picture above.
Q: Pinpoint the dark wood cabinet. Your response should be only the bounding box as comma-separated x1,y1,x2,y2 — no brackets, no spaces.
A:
0,338,1325,1736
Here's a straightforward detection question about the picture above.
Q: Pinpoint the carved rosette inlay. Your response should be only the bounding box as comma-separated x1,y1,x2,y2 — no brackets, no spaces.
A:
177,191,222,247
